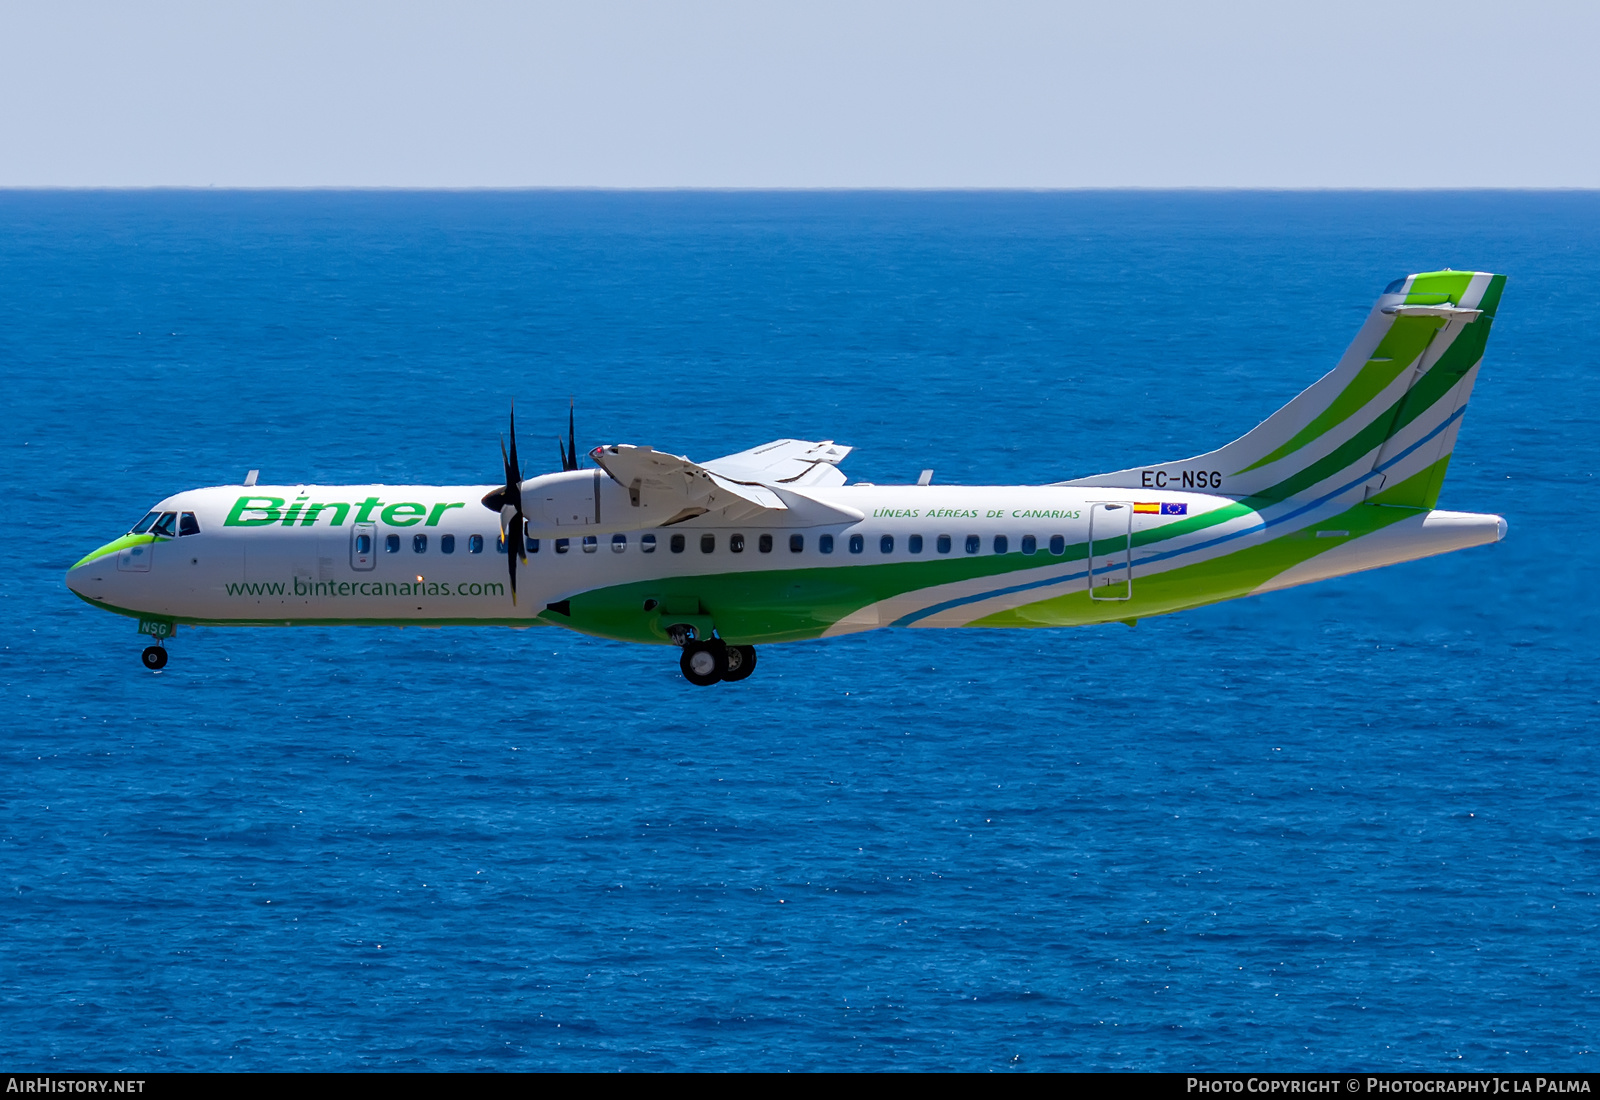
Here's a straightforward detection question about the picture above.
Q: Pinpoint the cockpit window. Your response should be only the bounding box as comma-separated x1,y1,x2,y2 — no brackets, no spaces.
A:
130,512,159,534
179,512,200,537
149,513,178,538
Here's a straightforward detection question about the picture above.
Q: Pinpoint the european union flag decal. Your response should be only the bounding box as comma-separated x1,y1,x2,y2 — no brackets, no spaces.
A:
1161,503,1188,516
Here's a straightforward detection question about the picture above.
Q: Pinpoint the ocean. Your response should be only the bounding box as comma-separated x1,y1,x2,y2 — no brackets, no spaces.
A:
2,190,1596,1070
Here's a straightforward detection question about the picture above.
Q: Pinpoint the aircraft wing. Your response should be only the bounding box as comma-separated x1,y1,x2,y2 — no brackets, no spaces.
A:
701,439,852,488
589,440,857,524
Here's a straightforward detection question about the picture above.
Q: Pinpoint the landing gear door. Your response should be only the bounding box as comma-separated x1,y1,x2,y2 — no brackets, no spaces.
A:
1088,503,1132,601
351,522,377,571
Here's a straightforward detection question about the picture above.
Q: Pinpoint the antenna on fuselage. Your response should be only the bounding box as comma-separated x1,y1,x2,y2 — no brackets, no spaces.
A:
244,470,259,487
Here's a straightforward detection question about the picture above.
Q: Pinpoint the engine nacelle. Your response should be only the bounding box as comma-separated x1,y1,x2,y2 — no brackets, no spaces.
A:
516,469,690,536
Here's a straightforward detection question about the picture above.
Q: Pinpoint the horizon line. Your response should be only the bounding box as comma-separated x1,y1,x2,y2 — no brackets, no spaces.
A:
3,184,1600,194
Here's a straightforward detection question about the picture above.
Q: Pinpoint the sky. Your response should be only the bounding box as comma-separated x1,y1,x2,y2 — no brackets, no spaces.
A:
2,0,1597,188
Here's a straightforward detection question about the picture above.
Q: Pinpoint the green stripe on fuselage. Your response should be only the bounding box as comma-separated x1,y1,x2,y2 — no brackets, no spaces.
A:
547,502,1255,645
71,533,164,569
970,460,1448,629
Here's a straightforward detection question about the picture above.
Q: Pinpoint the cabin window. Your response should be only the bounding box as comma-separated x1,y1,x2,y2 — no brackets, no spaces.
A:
1021,534,1036,555
964,534,980,555
730,533,745,553
413,534,428,553
440,534,456,554
790,534,804,553
131,511,159,534
937,534,952,554
701,534,715,554
819,534,834,554
758,534,773,553
1049,534,1065,556
178,512,200,536
993,534,1008,554
642,534,657,553
525,534,539,554
671,534,685,553
468,534,484,554
908,534,923,554
880,534,894,554
385,534,401,553
555,538,570,554
612,534,627,553
355,533,372,554
849,534,864,554
496,535,507,554
582,535,598,553
150,513,178,538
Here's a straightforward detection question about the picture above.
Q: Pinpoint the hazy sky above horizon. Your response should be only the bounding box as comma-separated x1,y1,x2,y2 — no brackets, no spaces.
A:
3,0,1596,188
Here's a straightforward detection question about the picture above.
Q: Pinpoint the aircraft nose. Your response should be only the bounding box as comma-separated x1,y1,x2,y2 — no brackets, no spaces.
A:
64,558,103,604
65,537,126,604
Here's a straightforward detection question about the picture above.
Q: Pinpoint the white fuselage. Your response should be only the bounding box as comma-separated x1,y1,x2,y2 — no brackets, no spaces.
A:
65,477,1503,638
68,480,1187,624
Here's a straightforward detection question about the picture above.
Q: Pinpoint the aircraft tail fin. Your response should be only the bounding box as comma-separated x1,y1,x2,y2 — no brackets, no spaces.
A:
1062,270,1507,509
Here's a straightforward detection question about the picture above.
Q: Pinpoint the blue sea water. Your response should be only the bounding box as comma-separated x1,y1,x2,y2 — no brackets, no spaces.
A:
1,190,1597,1071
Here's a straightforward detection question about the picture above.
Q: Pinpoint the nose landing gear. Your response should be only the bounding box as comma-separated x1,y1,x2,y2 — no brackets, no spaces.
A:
135,619,176,671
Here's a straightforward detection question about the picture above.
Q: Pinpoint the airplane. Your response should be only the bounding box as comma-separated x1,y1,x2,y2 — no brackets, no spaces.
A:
66,269,1508,686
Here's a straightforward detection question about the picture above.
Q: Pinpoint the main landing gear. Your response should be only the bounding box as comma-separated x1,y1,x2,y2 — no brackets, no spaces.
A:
140,643,168,671
678,639,758,687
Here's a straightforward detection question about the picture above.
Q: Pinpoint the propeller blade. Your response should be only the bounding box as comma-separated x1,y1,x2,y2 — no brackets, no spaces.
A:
484,406,527,605
506,519,519,604
506,406,522,494
486,435,508,511
561,399,579,472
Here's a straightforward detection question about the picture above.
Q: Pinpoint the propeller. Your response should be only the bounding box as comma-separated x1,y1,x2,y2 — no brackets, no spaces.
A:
480,404,529,605
558,399,579,472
